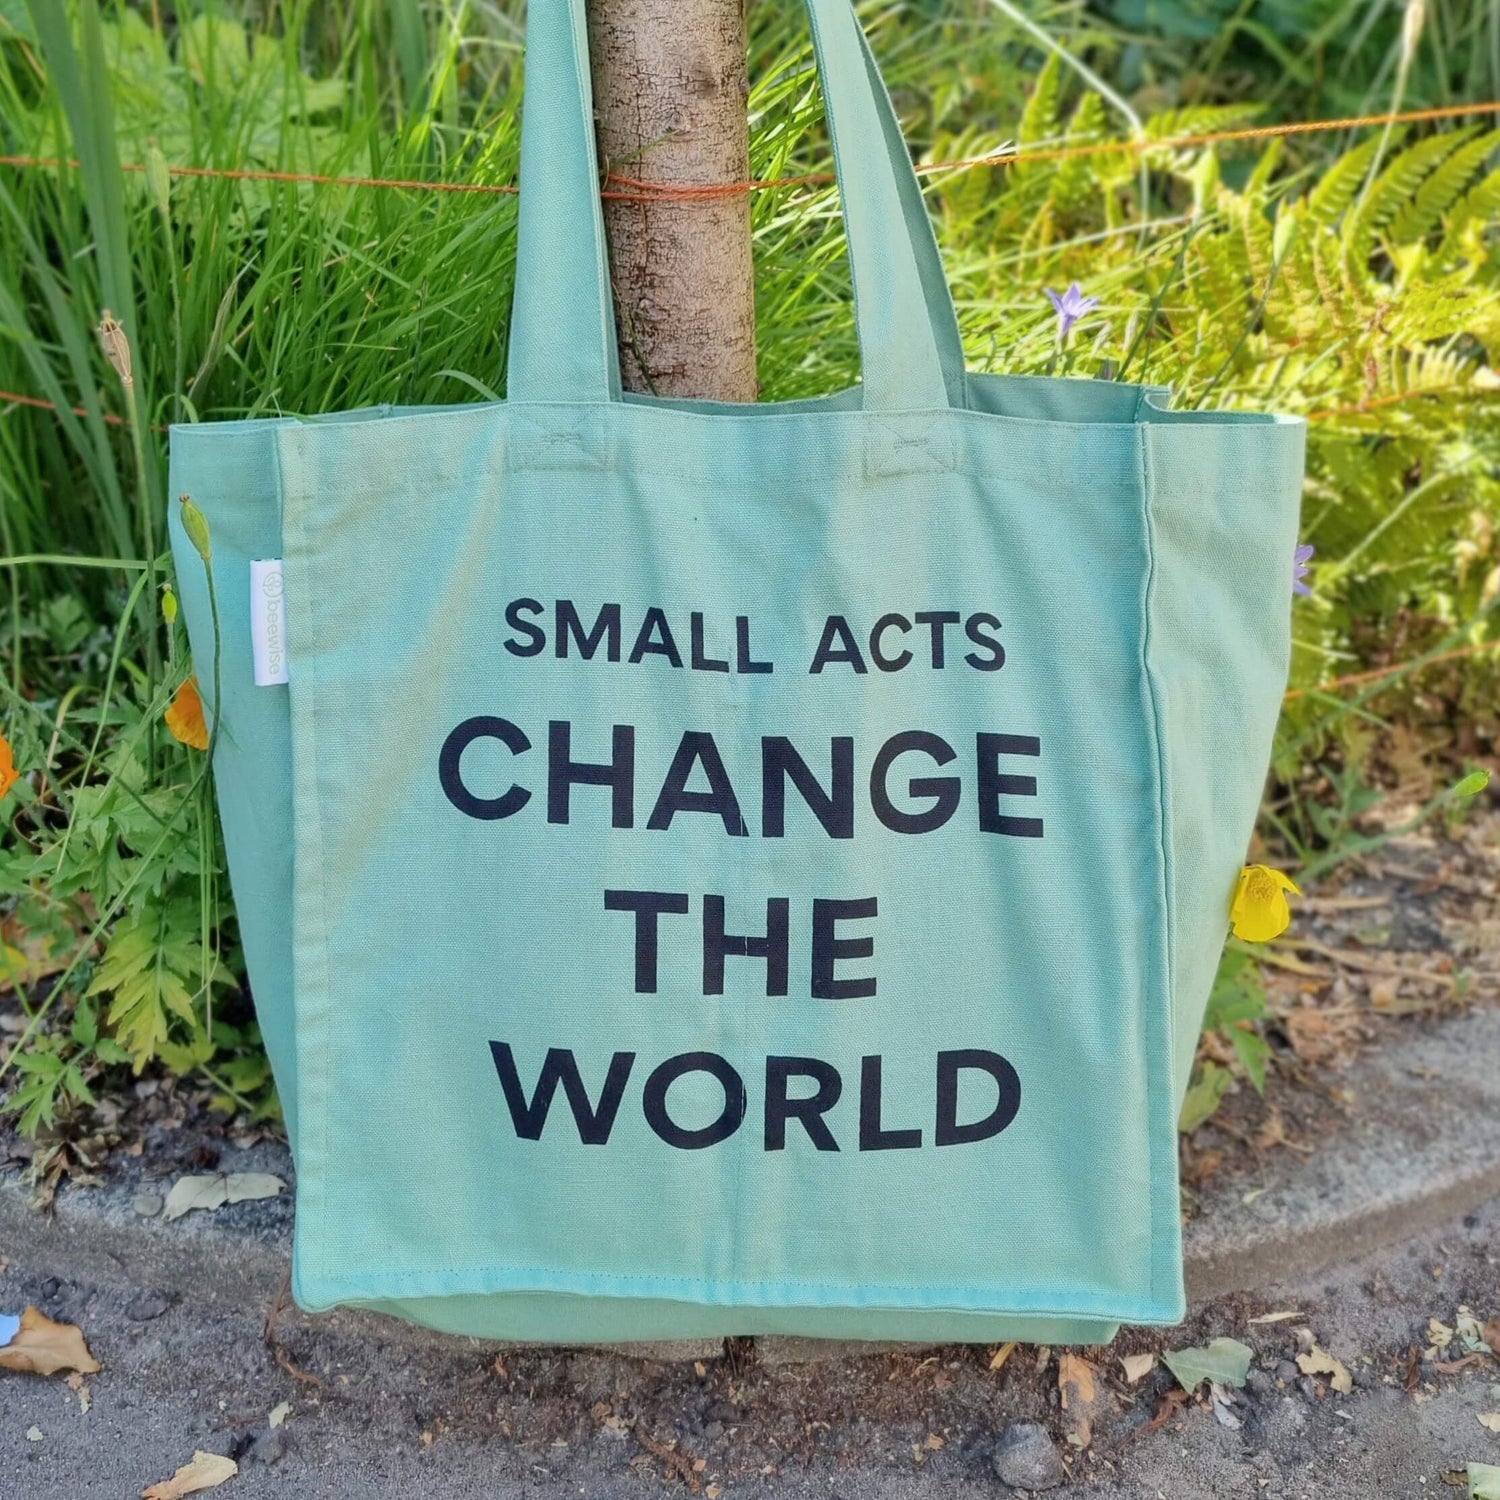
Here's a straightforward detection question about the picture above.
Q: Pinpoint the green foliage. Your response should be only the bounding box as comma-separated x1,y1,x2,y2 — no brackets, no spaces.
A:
1178,1061,1231,1134
1202,952,1273,1094
1180,950,1272,1132
1,0,1497,1137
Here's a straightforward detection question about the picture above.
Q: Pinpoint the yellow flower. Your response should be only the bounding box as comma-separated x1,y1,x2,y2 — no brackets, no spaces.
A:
0,731,19,801
164,677,210,751
1229,865,1300,942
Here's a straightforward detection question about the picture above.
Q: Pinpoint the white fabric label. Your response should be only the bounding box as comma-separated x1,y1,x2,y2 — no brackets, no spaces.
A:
249,559,290,686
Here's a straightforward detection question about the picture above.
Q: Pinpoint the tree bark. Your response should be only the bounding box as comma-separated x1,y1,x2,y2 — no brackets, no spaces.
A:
587,0,757,402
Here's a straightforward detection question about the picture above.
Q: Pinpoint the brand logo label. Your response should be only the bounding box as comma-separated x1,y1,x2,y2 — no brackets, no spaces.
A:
250,559,290,686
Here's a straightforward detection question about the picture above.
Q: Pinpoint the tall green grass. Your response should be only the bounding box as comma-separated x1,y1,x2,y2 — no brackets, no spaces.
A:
0,0,1496,1134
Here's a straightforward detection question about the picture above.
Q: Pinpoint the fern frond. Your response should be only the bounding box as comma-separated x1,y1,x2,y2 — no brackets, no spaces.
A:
1388,128,1498,246
1017,52,1061,148
1347,132,1475,266
1305,136,1387,228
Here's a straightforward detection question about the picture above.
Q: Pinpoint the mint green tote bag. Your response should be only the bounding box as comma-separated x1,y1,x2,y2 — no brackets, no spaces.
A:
168,0,1304,1345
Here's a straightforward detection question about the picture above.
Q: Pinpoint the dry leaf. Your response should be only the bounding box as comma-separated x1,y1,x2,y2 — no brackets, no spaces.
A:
1429,1318,1456,1351
1248,1310,1303,1324
1163,1338,1252,1392
1457,1309,1493,1353
1487,1318,1500,1354
1058,1353,1101,1449
1480,1412,1500,1434
1210,1386,1242,1429
163,1173,285,1222
1434,1353,1488,1375
1121,1352,1155,1384
142,1451,238,1499
0,1307,101,1377
988,1341,1017,1372
1297,1346,1353,1394
268,1401,291,1429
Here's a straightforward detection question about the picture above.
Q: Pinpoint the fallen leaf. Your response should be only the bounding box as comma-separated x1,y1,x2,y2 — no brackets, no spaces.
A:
1486,1319,1500,1355
1480,1412,1500,1434
923,1434,944,1450
1458,1310,1493,1354
163,1173,285,1222
268,1401,291,1429
1058,1353,1101,1449
141,1451,238,1499
1162,1338,1252,1392
1121,1352,1155,1384
1248,1310,1303,1325
1297,1346,1353,1395
26,1426,42,1442
1431,1318,1457,1352
1436,1354,1489,1375
1144,1387,1190,1433
1210,1385,1242,1430
988,1341,1017,1372
0,1307,101,1377
1470,1463,1500,1499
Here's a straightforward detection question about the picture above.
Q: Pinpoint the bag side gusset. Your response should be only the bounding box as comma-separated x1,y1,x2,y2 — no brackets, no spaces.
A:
1141,412,1306,1105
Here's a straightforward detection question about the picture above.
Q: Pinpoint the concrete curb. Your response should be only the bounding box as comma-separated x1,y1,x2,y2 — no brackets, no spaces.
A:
4,1008,1497,1364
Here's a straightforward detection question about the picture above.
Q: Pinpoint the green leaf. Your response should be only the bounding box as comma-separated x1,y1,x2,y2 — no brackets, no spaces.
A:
85,897,223,1069
1470,1464,1500,1499
1179,1061,1231,1133
1452,769,1491,798
1163,1338,1253,1392
1228,1028,1273,1094
70,996,98,1048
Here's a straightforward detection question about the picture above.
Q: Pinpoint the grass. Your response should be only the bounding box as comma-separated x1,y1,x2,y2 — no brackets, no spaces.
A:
0,0,1496,1135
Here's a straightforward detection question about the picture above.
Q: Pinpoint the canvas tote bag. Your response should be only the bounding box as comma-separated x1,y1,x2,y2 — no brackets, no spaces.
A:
168,0,1305,1344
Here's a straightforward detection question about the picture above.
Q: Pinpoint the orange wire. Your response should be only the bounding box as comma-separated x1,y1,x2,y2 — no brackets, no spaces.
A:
0,99,1496,202
0,388,126,427
3,380,1483,432
1283,644,1495,701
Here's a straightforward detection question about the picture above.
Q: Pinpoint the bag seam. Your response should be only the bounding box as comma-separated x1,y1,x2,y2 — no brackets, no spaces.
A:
1134,422,1182,1315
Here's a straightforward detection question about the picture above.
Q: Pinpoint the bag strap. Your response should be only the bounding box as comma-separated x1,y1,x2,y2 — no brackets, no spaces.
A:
505,0,964,414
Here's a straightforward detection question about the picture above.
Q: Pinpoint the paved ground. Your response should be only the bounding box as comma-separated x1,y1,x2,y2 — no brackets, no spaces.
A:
2,1190,1498,1497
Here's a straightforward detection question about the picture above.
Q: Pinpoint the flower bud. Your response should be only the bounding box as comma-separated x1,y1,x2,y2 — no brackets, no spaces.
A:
178,494,212,562
97,310,133,389
161,584,179,624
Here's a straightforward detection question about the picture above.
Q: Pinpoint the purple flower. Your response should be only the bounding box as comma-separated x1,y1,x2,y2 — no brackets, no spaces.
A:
1045,282,1100,339
1293,543,1315,598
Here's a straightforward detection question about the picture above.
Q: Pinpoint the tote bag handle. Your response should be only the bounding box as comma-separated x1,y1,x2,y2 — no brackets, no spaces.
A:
505,0,966,414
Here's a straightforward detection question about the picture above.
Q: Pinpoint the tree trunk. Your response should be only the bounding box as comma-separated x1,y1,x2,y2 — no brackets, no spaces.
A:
587,0,757,402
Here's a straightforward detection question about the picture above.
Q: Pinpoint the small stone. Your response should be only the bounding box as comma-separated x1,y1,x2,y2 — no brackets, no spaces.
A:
1297,1376,1320,1401
125,1288,173,1322
1275,1361,1299,1385
1246,1369,1274,1396
133,1193,164,1218
991,1422,1066,1491
250,1427,288,1466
